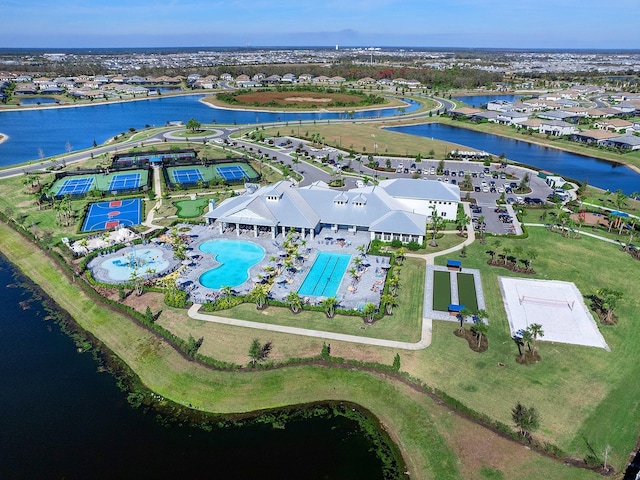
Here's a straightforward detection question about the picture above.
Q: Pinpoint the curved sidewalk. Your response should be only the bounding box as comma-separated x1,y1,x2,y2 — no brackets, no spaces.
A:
188,304,432,350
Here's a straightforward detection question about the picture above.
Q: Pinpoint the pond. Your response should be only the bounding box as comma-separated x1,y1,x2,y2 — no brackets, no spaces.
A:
0,253,396,479
0,95,421,167
386,122,639,195
454,94,521,107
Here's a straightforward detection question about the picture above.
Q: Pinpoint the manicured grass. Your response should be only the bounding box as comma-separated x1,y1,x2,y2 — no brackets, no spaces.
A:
174,198,209,218
432,270,451,311
261,122,465,160
213,257,425,343
412,228,640,468
457,273,478,311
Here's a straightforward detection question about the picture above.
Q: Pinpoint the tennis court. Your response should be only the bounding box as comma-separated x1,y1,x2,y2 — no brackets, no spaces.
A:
51,169,148,198
81,198,143,232
499,277,609,350
217,165,250,181
55,177,95,196
172,168,204,185
108,173,142,191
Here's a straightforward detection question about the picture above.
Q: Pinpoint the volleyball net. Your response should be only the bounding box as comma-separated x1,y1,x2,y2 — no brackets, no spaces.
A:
519,295,574,310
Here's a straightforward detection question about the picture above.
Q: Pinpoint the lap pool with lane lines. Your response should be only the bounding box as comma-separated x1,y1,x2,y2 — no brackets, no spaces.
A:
298,252,351,297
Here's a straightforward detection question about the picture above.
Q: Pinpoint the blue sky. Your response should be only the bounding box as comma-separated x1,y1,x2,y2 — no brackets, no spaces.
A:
2,0,639,49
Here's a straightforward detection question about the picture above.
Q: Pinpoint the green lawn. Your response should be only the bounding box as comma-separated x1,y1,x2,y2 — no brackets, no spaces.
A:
417,228,640,468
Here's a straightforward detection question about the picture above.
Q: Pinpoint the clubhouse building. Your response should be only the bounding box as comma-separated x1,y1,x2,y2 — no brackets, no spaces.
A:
205,179,460,244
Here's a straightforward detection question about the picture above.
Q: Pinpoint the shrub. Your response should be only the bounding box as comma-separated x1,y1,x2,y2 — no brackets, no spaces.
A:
164,288,188,308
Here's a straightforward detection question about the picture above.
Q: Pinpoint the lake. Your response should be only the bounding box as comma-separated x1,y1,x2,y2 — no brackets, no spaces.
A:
0,95,420,167
454,94,521,107
0,253,395,480
386,123,639,195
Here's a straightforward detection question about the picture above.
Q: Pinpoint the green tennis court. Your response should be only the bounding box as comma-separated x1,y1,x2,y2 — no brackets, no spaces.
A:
50,169,148,197
457,273,478,312
432,270,451,311
166,162,259,186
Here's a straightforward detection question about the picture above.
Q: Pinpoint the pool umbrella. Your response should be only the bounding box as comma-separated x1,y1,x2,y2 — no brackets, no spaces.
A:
182,259,193,266
176,277,190,286
277,250,287,257
187,251,199,257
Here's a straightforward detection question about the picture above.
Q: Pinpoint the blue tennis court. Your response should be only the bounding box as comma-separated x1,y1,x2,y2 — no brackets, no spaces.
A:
108,173,141,191
298,252,351,297
172,168,204,184
56,177,94,196
217,165,249,181
81,198,143,232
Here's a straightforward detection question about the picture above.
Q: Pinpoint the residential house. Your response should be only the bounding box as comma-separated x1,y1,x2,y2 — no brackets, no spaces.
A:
594,118,634,134
600,134,640,151
570,129,620,145
496,111,529,125
539,120,578,136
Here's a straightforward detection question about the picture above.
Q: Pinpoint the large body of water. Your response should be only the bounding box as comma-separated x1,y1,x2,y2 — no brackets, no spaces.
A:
0,254,391,479
0,95,420,166
386,123,639,195
454,94,521,107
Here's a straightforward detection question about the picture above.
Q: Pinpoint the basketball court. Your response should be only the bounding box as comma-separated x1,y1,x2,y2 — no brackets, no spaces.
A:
499,277,609,350
81,198,143,232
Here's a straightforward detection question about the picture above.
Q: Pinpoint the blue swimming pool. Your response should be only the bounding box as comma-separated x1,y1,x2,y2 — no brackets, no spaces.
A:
99,247,170,282
198,239,265,289
298,252,351,297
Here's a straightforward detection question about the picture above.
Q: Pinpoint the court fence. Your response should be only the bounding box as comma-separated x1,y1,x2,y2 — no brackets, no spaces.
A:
111,149,197,168
51,165,152,200
162,157,260,190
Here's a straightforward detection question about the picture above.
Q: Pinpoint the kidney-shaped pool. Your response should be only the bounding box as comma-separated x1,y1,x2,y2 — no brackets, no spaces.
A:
198,239,265,289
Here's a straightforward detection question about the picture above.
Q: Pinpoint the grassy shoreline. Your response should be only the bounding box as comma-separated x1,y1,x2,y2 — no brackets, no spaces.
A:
0,215,611,479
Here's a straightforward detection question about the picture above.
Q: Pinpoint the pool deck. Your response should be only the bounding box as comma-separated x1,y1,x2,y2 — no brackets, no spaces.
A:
181,224,386,311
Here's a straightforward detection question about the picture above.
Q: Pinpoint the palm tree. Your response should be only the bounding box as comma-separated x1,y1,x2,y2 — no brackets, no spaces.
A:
250,284,268,309
363,302,377,323
429,206,443,247
525,249,537,272
502,246,511,266
456,213,470,236
388,275,400,296
596,288,623,324
512,246,523,267
286,291,303,313
396,247,406,265
521,329,534,358
381,293,396,315
321,296,338,318
458,307,472,332
527,323,544,355
614,189,628,211
221,286,233,298
471,320,488,349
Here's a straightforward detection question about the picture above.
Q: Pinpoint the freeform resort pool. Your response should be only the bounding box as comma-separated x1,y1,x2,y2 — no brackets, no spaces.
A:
95,247,171,282
198,239,265,289
298,252,351,298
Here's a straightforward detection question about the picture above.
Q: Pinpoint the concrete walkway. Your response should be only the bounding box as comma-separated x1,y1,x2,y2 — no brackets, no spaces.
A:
188,304,432,350
523,223,629,246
